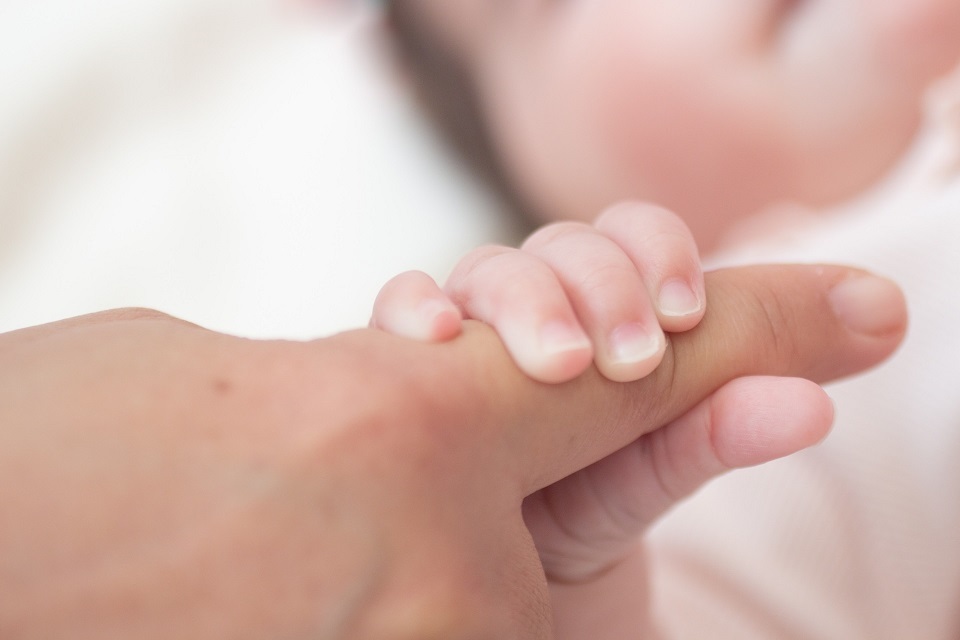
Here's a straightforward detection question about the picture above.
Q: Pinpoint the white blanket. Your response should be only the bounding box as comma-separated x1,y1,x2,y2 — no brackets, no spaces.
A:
0,0,520,339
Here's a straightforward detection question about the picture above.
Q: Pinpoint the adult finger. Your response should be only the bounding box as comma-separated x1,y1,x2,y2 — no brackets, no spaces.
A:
316,263,903,497
384,263,903,496
504,264,906,494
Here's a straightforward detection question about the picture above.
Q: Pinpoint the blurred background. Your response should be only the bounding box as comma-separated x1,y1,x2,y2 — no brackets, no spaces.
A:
0,0,521,338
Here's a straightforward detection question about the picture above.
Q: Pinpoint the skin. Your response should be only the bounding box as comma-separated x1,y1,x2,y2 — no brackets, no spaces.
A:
371,201,905,635
0,265,905,638
379,0,958,634
375,202,705,383
406,0,960,251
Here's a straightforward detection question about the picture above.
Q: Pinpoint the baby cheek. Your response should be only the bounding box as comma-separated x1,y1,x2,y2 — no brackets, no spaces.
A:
866,0,960,82
586,46,792,236
488,18,653,224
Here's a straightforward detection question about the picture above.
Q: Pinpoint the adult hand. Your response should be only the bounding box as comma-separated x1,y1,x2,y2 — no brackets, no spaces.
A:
0,265,904,639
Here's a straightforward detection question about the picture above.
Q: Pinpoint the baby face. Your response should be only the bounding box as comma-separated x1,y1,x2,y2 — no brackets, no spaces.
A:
411,0,960,249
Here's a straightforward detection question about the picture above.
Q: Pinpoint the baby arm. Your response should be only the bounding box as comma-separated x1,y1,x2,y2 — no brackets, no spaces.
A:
372,201,706,383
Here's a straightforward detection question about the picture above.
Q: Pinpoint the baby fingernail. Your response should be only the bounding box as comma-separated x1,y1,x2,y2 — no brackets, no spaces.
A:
828,275,906,336
608,323,663,364
658,280,702,317
539,322,592,356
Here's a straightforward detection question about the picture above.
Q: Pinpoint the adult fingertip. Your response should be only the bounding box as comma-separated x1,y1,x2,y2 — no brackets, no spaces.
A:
827,273,907,338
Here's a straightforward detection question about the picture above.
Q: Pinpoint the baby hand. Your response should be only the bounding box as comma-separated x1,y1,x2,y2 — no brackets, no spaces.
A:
372,202,705,383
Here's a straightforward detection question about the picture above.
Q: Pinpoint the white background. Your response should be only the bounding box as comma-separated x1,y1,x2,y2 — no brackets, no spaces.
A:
0,0,521,339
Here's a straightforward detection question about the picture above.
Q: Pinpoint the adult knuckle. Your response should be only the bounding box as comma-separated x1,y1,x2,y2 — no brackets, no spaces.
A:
744,283,798,366
299,340,472,457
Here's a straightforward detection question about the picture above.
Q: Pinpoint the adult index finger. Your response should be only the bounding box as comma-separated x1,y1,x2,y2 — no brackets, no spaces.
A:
318,264,904,500
485,264,906,495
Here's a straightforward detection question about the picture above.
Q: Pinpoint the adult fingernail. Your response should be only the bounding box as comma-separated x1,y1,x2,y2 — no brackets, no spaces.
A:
828,275,906,336
658,279,703,317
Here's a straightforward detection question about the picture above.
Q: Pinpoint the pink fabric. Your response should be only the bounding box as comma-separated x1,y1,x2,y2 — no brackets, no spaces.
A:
648,67,960,639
